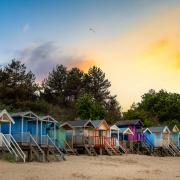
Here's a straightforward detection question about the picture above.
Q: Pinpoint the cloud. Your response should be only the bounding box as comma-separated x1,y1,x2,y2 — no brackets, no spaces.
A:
17,42,95,81
22,23,30,32
87,7,180,110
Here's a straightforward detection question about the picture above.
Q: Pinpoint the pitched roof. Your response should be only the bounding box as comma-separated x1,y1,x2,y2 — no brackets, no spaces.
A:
110,125,119,131
39,115,57,123
0,109,15,124
149,126,170,133
66,120,95,128
10,111,38,119
116,119,144,126
92,120,102,128
60,122,74,130
119,127,134,135
92,119,110,130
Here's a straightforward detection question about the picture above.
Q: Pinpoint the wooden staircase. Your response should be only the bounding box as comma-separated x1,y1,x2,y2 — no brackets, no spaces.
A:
162,145,176,156
169,143,180,156
0,133,26,162
84,144,97,156
64,140,78,155
46,135,65,161
29,134,45,162
104,139,121,156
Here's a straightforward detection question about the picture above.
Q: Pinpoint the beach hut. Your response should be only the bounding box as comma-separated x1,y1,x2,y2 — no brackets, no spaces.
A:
116,120,144,142
10,111,45,161
58,122,77,154
61,120,96,155
169,125,180,147
92,119,121,155
0,109,26,162
39,115,57,145
110,125,133,153
45,117,73,150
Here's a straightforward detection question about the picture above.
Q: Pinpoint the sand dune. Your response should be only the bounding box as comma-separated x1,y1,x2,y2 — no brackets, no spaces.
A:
0,155,180,180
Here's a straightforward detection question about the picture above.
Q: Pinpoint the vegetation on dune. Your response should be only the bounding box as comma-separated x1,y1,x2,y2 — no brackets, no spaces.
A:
0,59,122,122
0,59,180,127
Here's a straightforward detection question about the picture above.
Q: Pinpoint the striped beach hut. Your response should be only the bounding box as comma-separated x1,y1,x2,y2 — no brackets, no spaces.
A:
92,119,121,155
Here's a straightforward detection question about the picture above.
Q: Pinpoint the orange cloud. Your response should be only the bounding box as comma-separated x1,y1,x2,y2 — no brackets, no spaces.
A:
68,59,96,72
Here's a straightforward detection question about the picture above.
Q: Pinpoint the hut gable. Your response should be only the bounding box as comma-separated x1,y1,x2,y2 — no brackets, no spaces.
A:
0,109,14,124
119,127,133,135
143,128,152,134
39,115,57,123
60,122,74,130
92,119,109,130
110,125,119,131
169,125,179,133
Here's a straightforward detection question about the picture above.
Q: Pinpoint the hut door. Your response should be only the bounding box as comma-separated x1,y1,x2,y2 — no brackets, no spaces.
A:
162,133,169,146
99,130,103,137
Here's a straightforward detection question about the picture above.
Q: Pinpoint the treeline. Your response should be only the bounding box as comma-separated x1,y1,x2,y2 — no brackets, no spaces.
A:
0,59,122,123
124,89,180,127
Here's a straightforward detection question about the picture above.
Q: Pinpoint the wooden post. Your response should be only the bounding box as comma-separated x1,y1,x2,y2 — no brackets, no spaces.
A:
117,129,119,141
36,118,38,143
54,123,56,144
40,121,42,145
9,122,11,134
21,116,24,142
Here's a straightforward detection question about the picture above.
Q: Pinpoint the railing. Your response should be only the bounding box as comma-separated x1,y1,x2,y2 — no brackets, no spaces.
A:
0,133,18,161
47,135,64,160
12,132,31,144
4,134,26,162
94,136,116,148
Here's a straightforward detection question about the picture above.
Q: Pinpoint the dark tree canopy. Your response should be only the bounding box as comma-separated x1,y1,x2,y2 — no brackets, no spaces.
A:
42,64,67,105
84,66,111,104
124,89,180,127
0,59,38,104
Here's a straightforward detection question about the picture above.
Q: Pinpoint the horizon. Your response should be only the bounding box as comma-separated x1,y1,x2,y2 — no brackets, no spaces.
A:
1,0,180,111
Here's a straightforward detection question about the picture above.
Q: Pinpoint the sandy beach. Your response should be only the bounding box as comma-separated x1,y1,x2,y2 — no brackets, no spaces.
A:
0,155,180,180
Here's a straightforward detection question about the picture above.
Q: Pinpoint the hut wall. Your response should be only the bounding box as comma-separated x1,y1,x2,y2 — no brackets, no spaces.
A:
11,117,28,134
58,127,65,149
153,133,162,147
1,122,10,134
128,126,136,141
171,133,179,147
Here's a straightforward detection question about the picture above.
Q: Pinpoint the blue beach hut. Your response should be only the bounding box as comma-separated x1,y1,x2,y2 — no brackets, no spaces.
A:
10,111,40,144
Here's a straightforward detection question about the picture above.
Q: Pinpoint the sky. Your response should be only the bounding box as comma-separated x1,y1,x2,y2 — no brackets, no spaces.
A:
0,0,180,111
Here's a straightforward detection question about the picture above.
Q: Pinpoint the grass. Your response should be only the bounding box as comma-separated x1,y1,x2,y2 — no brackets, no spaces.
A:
0,152,16,162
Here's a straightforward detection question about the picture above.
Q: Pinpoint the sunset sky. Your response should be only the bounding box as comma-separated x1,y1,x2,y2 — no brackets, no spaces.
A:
0,0,180,111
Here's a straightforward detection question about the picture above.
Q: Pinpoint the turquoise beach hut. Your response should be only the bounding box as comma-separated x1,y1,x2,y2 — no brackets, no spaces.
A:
169,125,180,148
